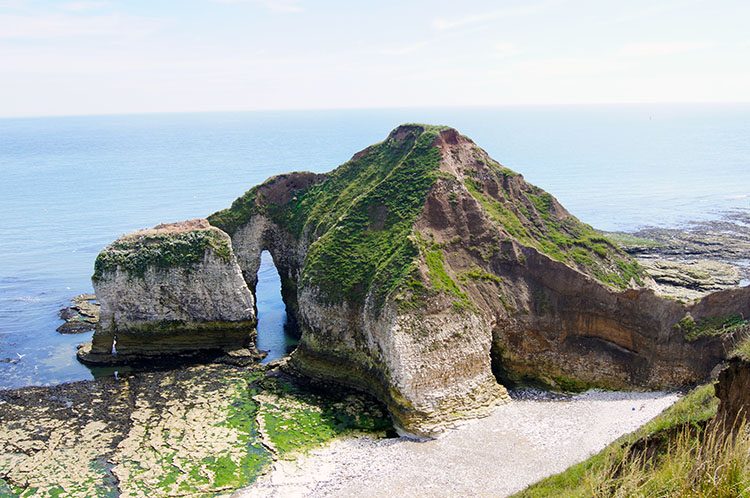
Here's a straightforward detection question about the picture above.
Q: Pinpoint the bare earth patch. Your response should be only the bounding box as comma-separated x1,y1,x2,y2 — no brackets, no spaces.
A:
237,390,680,498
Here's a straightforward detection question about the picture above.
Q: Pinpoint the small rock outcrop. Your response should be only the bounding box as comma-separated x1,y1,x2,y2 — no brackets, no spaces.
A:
57,294,100,334
639,259,741,301
715,356,750,431
79,219,257,364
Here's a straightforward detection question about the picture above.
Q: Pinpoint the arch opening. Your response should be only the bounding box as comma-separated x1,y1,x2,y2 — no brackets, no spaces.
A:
255,250,299,363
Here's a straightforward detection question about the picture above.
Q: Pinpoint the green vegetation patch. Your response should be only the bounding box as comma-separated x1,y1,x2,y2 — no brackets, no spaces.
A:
460,266,503,285
210,124,448,310
298,129,443,308
463,175,645,289
675,314,750,342
250,374,392,456
207,184,264,236
601,231,666,251
412,233,476,313
93,230,231,280
732,333,750,361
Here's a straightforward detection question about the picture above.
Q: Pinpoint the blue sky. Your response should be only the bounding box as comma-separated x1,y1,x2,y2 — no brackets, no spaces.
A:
1,0,749,117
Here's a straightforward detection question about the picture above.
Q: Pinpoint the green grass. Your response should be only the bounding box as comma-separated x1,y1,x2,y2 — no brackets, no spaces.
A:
210,124,448,311
463,175,645,289
93,230,231,280
463,178,534,244
460,267,503,285
416,233,475,313
515,383,727,498
675,314,750,342
732,333,750,361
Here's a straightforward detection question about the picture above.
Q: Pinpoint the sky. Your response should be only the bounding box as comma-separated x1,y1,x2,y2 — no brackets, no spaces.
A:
1,0,749,117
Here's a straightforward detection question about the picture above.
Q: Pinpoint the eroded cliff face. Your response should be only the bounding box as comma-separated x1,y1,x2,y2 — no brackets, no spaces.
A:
91,124,750,437
715,354,750,431
410,129,750,392
81,219,257,363
207,124,750,436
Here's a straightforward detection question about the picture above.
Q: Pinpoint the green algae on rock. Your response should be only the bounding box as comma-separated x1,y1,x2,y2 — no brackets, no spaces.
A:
0,364,391,498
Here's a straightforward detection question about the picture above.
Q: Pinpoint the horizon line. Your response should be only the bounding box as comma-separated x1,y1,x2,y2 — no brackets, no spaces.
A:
2,100,749,120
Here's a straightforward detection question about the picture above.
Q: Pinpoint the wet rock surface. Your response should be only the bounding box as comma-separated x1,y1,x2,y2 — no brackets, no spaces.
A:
0,364,390,498
606,213,750,300
631,213,750,265
638,259,741,300
56,294,100,334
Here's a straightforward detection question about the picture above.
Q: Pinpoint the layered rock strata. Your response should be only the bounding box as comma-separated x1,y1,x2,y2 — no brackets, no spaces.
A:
79,219,257,364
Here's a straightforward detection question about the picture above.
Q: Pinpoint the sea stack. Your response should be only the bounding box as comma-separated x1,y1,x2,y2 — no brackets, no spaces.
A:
78,219,257,364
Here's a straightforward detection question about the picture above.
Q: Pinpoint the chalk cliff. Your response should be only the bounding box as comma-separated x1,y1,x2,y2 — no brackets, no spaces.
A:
89,125,750,437
78,219,257,364
204,124,749,436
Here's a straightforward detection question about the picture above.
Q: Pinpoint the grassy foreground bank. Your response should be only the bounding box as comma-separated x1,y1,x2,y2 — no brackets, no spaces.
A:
515,382,750,497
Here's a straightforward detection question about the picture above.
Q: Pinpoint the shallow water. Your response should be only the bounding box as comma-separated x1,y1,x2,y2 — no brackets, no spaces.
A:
256,251,299,364
1,105,748,389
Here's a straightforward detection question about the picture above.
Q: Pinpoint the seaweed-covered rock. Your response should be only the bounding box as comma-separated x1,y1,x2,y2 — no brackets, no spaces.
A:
79,219,256,363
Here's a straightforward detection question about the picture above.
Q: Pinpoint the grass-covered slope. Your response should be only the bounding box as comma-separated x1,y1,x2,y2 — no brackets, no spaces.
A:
210,124,448,308
209,123,646,316
460,148,645,289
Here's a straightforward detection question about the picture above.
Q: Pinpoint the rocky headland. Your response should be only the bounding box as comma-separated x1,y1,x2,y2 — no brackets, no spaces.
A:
5,123,750,497
78,124,750,438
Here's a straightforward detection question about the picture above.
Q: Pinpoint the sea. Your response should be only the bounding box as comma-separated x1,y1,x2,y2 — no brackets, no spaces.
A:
1,104,749,391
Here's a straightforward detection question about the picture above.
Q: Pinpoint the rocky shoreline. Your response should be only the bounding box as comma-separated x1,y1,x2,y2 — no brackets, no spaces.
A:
56,294,100,334
0,363,391,498
5,214,749,496
603,214,750,301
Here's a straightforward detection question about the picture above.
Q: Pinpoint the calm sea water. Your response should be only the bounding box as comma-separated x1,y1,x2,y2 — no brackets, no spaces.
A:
1,105,749,390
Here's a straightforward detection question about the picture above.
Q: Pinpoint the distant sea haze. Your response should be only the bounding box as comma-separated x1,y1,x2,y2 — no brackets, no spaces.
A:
1,104,748,390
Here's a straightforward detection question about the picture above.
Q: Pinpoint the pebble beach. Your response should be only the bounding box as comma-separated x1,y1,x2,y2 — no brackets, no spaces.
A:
238,389,681,498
